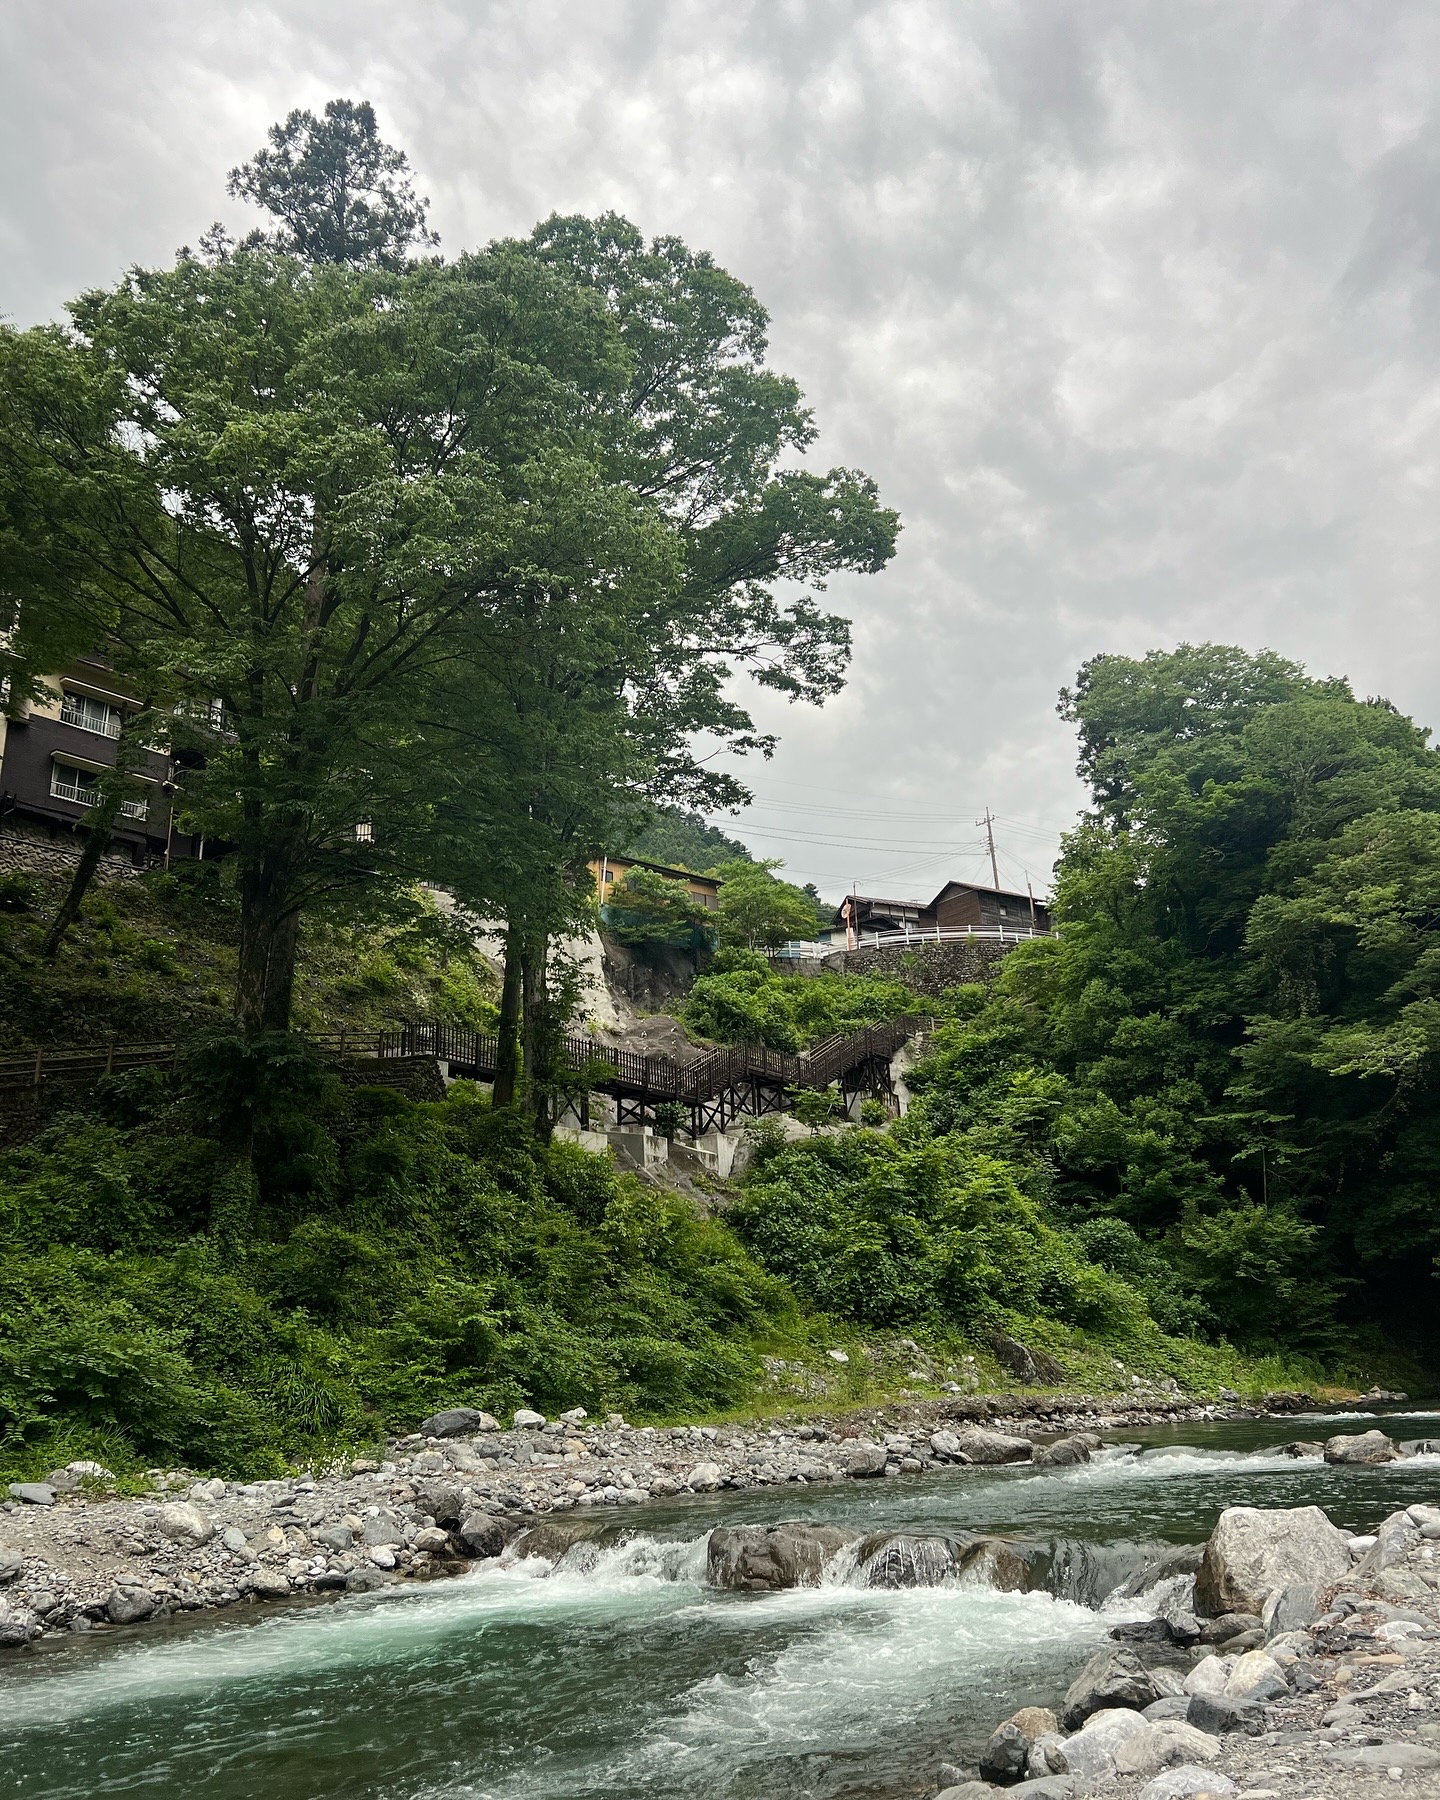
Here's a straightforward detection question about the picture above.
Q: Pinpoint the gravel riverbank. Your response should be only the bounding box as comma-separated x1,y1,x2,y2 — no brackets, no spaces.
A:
0,1391,1235,1647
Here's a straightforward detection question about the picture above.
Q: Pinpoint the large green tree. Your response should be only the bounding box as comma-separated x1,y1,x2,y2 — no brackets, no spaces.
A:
0,240,624,1030
910,643,1440,1355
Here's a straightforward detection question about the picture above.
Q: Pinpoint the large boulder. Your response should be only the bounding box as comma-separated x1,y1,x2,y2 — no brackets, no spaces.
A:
1185,1691,1264,1735
1138,1770,1236,1800
1354,1508,1421,1575
154,1502,214,1546
0,1549,21,1584
956,1538,1033,1592
1223,1649,1288,1703
844,1442,888,1477
1113,1722,1222,1778
707,1522,858,1591
1324,1430,1399,1465
105,1586,155,1624
419,1406,498,1438
1031,1437,1091,1467
1058,1706,1150,1780
950,1427,1033,1465
414,1480,464,1528
1193,1505,1349,1617
1060,1648,1162,1729
858,1533,957,1588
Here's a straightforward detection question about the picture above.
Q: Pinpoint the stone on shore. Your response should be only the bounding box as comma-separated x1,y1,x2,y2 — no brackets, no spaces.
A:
1059,1703,1150,1778
6,1483,55,1507
1324,1429,1399,1465
1060,1648,1162,1728
708,1522,858,1591
1330,1742,1440,1771
1184,1691,1263,1735
844,1442,889,1477
419,1406,498,1437
1112,1721,1222,1778
0,1548,21,1583
1138,1768,1236,1799
1193,1504,1349,1617
243,1568,291,1598
1221,1648,1287,1703
154,1502,214,1546
978,1720,1031,1784
456,1513,505,1558
105,1586,155,1624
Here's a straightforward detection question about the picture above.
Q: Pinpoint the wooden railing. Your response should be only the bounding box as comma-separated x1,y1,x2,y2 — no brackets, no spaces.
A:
0,1016,931,1102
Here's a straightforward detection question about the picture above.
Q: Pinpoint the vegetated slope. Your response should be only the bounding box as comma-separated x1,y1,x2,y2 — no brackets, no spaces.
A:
622,805,753,871
0,867,500,1049
859,645,1440,1367
683,950,917,1051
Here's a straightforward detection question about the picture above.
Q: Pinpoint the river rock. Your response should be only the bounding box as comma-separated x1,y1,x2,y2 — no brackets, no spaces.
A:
412,1526,451,1553
1324,1429,1399,1465
457,1513,505,1558
844,1443,888,1478
1031,1437,1091,1467
857,1532,956,1588
1059,1705,1150,1779
1184,1691,1263,1734
1010,1707,1059,1739
313,1524,352,1553
1199,1611,1260,1643
1331,1742,1440,1771
0,1598,37,1646
1060,1648,1162,1728
362,1513,404,1548
0,1549,21,1583
419,1407,497,1437
6,1483,55,1507
155,1502,214,1546
687,1461,724,1491
1262,1583,1318,1636
950,1427,1033,1465
979,1721,1031,1784
243,1568,291,1598
105,1586,155,1624
1113,1721,1222,1778
415,1481,464,1528
1222,1648,1288,1702
1355,1508,1422,1574
957,1538,1032,1591
1193,1505,1350,1616
708,1522,858,1590
1143,1697,1193,1723
1182,1655,1231,1697
512,1409,546,1429
1138,1769,1236,1800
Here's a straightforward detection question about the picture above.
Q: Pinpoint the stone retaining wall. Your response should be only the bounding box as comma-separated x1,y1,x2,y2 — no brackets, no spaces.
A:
815,936,1024,996
0,821,148,886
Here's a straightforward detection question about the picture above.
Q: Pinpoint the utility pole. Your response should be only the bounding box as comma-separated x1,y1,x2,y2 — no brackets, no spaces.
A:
980,808,1000,890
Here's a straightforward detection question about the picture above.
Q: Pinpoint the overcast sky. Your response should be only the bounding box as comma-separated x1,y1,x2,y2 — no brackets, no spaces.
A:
6,1,1440,901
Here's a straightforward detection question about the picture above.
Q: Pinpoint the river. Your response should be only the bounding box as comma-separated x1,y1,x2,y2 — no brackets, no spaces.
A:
4,1411,1439,1800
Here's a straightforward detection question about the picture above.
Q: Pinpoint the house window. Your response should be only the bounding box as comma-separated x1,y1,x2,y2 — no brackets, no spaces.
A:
354,821,374,843
51,763,148,821
60,691,122,738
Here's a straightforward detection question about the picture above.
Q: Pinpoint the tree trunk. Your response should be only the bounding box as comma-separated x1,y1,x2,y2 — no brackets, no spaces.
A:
493,927,524,1109
42,789,125,959
235,867,302,1035
521,935,553,1143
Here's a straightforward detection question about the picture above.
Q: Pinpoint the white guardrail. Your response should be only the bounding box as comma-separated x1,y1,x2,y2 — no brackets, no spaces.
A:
770,926,1054,961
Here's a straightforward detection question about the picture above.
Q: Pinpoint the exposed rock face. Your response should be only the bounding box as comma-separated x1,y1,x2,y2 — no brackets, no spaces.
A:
1324,1429,1400,1465
1060,1648,1163,1729
707,1522,859,1591
988,1330,1066,1387
1193,1505,1350,1617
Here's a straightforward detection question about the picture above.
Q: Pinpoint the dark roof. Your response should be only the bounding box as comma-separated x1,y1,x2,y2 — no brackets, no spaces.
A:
927,878,1047,909
598,854,722,888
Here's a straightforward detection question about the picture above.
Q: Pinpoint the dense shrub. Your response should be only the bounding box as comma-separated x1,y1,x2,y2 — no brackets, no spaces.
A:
684,951,914,1051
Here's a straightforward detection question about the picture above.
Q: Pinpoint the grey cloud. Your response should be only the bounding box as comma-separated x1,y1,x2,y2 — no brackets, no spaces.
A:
5,0,1440,898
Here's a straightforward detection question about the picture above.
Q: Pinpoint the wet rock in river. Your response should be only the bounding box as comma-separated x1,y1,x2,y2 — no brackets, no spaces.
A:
1030,1436,1091,1467
1323,1428,1400,1465
1193,1505,1350,1617
707,1522,859,1591
948,1427,1033,1465
857,1532,956,1588
956,1538,1033,1592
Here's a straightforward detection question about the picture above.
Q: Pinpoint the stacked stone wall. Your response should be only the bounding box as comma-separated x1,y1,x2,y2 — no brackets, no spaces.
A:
812,936,1029,997
0,821,148,886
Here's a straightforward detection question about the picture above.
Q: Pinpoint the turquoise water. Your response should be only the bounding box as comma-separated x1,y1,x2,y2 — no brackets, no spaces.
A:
2,1413,1436,1800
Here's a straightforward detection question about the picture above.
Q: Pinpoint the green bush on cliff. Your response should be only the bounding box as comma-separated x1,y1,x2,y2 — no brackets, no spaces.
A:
684,950,915,1052
0,1069,792,1478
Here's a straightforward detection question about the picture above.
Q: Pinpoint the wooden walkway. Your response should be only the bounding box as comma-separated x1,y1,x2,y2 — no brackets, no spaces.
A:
0,1015,931,1136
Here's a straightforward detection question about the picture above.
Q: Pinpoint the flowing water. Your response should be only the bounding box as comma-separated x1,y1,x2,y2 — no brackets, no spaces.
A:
6,1412,1440,1800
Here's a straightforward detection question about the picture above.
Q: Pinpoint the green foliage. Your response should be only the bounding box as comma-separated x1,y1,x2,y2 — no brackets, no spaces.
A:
685,951,915,1051
622,806,752,871
789,1085,842,1129
604,866,715,948
902,643,1440,1358
730,1129,1147,1335
0,1080,795,1476
714,859,823,949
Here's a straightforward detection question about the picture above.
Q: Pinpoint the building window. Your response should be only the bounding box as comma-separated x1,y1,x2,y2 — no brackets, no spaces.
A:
354,821,374,843
51,763,148,821
60,691,122,738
